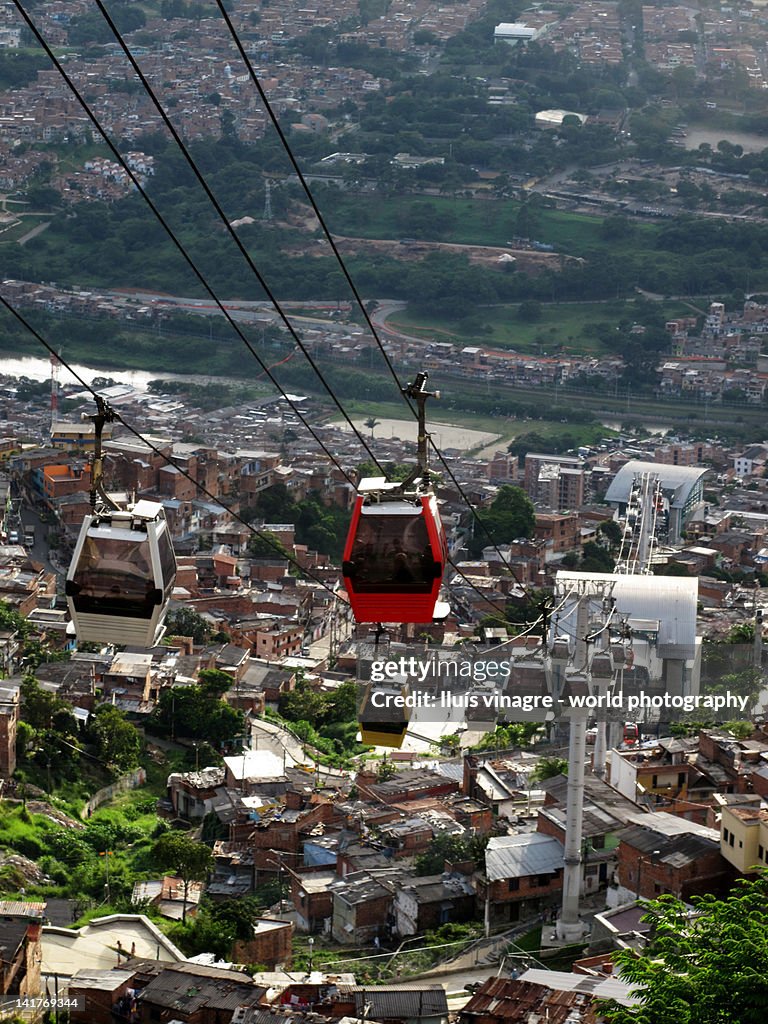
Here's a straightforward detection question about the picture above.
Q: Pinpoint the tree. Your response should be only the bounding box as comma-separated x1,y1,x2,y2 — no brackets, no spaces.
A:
152,833,213,922
87,706,141,774
518,300,542,322
601,874,768,1023
165,606,212,645
149,684,244,747
364,416,380,439
19,676,75,734
580,541,615,573
247,530,290,560
415,832,490,876
470,485,535,557
198,669,232,698
724,720,753,740
531,756,568,783
598,519,623,549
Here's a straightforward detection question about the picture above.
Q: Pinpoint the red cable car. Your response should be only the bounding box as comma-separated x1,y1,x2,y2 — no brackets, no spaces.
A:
342,372,448,624
623,722,640,746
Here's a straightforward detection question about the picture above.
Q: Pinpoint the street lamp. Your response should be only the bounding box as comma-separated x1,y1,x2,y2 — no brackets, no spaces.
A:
307,936,314,973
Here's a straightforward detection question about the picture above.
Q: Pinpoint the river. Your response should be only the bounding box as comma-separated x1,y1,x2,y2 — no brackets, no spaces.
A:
0,355,237,389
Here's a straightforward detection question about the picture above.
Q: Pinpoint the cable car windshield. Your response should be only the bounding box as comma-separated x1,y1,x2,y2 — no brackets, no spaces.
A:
71,535,159,618
349,509,436,588
156,525,176,592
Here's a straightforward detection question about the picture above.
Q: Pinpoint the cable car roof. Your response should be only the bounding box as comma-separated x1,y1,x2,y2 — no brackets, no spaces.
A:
358,477,401,493
130,498,166,520
361,500,424,516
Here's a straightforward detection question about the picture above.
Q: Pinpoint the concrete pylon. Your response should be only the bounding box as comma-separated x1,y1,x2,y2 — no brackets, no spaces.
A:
557,705,588,942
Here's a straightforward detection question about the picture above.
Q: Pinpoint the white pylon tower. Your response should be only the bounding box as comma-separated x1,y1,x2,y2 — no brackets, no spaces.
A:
552,580,615,942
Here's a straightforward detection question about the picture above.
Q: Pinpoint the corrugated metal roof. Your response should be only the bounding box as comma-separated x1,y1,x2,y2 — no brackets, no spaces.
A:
554,572,698,656
604,461,707,509
458,977,597,1024
139,964,265,1014
345,986,448,1018
0,901,45,918
520,969,641,1008
485,834,564,881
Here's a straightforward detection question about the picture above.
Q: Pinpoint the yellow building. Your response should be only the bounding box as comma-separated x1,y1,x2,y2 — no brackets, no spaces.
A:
51,421,113,450
0,437,19,462
720,805,768,873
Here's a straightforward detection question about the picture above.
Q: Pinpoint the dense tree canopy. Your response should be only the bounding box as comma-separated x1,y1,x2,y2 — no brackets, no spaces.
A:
415,831,491,876
87,706,142,773
165,606,212,645
149,682,244,747
469,485,535,557
602,875,768,1023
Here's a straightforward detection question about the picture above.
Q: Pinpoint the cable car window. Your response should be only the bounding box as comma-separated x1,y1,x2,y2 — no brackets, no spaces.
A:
349,512,435,587
71,536,157,618
156,526,176,591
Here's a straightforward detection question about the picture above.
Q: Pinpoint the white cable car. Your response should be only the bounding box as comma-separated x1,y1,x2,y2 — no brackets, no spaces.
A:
66,499,176,647
64,398,176,648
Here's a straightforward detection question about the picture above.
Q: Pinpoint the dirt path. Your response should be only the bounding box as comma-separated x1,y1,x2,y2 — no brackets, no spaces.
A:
18,220,50,245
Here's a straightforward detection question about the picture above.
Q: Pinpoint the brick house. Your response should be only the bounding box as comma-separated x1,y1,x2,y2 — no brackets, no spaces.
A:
69,969,136,1024
534,512,581,552
233,919,293,969
356,769,459,805
168,767,227,820
616,819,732,901
480,834,564,929
290,868,336,933
0,683,19,777
249,798,337,877
378,816,439,858
0,901,44,999
329,871,399,945
393,873,476,936
328,985,449,1024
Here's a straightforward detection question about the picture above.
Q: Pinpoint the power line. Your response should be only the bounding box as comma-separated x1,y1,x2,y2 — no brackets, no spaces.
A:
86,2,541,625
0,292,350,605
212,0,542,606
10,1,359,491
92,0,383,474
14,7,539,627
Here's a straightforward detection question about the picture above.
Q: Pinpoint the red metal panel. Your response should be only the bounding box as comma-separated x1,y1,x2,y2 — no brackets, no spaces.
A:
342,494,446,623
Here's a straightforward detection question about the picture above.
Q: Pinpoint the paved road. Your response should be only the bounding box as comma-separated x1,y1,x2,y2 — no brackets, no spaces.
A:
249,717,348,779
386,965,500,996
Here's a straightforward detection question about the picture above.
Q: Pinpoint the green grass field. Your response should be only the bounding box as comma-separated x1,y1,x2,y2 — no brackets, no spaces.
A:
386,299,698,354
326,192,664,257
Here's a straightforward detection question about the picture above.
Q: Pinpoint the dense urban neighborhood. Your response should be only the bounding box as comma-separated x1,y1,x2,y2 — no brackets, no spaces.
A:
0,1,768,1023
